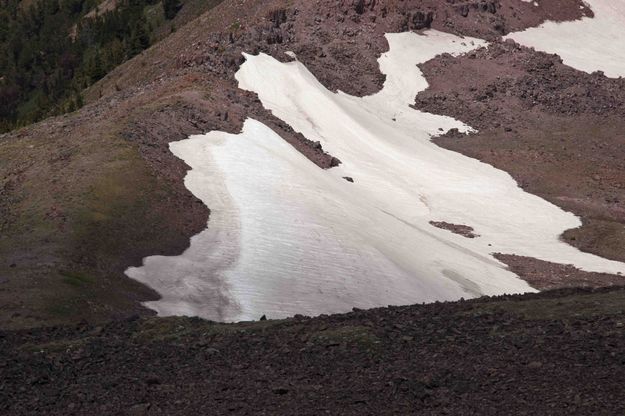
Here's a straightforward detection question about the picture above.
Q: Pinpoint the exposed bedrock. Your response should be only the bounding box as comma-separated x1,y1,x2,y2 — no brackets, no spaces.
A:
163,0,591,100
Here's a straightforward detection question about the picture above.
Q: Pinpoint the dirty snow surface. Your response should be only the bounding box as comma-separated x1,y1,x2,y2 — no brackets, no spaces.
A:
127,30,625,322
506,0,625,77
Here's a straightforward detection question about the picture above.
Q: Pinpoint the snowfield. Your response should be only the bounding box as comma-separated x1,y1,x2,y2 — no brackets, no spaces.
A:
127,30,625,322
506,0,625,77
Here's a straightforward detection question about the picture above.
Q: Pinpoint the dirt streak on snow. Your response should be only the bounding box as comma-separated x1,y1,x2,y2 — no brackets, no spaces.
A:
126,30,625,322
506,0,625,77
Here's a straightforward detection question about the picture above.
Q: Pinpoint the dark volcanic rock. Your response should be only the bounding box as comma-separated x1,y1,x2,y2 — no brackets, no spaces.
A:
430,221,480,238
2,287,625,415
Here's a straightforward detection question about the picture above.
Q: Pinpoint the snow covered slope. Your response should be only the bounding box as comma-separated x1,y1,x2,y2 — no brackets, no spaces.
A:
127,30,625,322
506,0,625,77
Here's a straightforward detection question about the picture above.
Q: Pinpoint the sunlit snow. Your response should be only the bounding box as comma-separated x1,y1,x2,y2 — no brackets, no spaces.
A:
126,30,625,322
506,0,625,77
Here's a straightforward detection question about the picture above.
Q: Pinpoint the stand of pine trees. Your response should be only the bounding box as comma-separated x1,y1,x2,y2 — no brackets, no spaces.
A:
0,0,181,133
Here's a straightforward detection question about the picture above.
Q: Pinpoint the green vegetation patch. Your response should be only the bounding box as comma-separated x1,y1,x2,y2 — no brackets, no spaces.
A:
134,316,288,343
470,289,625,321
60,270,94,287
67,138,163,264
21,336,90,353
0,0,184,133
312,325,379,347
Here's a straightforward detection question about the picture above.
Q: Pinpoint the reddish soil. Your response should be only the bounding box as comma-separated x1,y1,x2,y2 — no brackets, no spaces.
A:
141,0,591,98
495,254,625,290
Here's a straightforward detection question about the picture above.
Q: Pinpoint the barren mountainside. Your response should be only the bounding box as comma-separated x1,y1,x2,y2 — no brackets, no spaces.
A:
1,0,625,413
3,0,623,327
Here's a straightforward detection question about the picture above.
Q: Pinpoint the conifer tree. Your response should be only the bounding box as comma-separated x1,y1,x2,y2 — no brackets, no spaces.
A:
163,0,181,20
0,0,164,132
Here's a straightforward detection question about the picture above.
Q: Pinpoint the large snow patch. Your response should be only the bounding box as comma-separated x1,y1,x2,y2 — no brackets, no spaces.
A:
506,1,625,77
127,30,625,322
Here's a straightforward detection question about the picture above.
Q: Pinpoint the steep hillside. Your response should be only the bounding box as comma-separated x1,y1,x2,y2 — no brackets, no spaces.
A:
2,1,625,413
0,0,223,132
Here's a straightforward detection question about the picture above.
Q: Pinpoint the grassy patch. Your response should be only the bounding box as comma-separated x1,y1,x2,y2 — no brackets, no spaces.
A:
60,270,94,287
312,325,379,347
471,289,625,321
145,2,166,33
21,337,90,354
134,316,288,342
45,299,76,318
69,140,162,262
229,20,240,31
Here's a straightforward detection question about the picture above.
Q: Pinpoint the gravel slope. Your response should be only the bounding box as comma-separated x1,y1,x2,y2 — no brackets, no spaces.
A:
2,287,625,415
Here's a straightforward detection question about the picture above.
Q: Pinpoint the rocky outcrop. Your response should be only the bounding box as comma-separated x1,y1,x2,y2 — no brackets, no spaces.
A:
430,221,480,238
403,11,434,30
